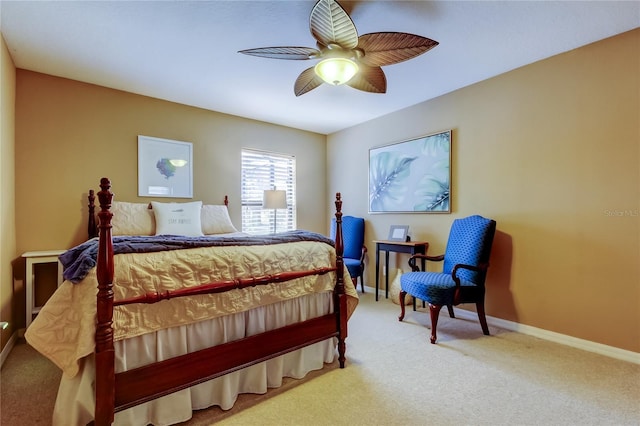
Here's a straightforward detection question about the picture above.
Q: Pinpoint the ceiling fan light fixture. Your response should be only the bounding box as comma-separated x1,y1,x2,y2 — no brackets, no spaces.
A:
314,57,359,86
240,0,438,96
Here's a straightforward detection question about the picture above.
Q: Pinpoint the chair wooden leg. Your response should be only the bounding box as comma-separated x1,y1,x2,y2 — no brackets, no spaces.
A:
398,291,407,321
476,302,490,335
429,304,443,344
446,304,455,318
359,273,365,293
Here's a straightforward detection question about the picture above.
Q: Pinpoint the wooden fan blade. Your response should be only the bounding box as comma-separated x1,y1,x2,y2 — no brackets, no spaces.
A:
310,0,358,49
238,46,319,60
346,65,386,94
294,67,325,96
357,32,439,67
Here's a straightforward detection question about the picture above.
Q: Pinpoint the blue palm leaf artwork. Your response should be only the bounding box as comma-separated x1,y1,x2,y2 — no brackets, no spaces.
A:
369,152,418,212
369,130,451,213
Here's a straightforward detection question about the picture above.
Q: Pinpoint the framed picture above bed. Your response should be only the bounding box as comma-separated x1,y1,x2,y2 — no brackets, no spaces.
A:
138,135,193,198
369,130,451,213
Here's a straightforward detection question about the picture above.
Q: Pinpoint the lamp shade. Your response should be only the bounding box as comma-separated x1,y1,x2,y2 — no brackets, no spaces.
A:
263,189,287,209
314,58,358,85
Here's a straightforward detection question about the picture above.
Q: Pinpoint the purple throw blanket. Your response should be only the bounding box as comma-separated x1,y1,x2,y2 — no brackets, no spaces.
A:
60,231,335,283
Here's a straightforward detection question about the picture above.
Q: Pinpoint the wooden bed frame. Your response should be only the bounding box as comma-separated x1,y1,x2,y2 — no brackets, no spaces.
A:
89,177,349,425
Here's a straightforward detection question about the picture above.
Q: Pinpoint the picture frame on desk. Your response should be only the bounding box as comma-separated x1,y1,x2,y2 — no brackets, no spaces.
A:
388,225,409,242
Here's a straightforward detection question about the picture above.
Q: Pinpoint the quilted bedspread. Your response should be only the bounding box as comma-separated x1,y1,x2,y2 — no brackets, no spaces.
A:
60,231,337,283
25,239,359,377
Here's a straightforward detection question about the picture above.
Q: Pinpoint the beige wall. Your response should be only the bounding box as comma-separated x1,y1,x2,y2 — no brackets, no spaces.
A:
327,29,640,352
13,71,326,327
6,29,639,354
1,35,17,350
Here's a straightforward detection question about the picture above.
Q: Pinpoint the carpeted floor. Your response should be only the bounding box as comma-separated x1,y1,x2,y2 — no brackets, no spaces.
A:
2,290,639,425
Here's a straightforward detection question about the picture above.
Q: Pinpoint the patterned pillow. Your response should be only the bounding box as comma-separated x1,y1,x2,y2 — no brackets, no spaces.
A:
108,201,155,236
151,201,204,237
201,205,238,234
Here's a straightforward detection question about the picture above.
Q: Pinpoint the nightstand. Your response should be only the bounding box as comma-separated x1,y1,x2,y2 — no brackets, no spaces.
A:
373,240,429,301
22,250,65,327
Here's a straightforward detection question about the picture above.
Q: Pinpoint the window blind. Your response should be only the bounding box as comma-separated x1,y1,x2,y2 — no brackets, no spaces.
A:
241,149,296,235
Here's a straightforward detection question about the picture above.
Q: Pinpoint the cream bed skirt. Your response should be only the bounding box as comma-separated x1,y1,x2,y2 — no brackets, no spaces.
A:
55,292,336,426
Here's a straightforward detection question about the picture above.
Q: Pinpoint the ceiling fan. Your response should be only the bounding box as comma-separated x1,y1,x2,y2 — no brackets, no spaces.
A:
239,0,439,97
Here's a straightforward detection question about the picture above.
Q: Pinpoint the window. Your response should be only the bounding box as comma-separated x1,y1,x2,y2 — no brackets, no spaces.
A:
241,149,296,235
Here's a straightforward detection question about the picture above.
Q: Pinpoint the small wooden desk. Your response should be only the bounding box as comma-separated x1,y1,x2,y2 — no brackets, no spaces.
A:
374,240,429,301
22,250,65,327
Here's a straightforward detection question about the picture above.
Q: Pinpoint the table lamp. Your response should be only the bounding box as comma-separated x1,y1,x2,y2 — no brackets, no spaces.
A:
263,189,287,234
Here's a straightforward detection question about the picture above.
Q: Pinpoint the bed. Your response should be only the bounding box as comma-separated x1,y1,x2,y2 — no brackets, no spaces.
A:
25,177,358,426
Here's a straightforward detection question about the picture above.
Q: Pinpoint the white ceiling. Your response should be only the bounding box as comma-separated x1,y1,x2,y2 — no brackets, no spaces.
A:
1,1,638,135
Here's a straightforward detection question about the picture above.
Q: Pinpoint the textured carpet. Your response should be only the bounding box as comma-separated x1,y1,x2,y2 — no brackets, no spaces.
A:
2,291,639,425
1,338,61,425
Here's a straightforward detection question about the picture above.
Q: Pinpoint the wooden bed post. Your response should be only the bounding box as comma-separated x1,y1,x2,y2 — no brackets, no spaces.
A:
334,193,348,368
95,178,115,426
88,189,97,239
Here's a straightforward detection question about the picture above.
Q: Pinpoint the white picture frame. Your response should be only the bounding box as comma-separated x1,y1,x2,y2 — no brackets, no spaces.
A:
138,135,193,198
388,225,409,242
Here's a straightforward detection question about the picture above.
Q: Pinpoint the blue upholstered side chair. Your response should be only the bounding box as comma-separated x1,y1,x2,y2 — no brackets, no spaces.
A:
399,215,496,343
331,216,367,292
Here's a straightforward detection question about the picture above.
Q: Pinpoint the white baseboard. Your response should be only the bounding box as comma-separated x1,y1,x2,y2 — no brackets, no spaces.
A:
452,307,640,365
0,331,19,368
371,286,639,365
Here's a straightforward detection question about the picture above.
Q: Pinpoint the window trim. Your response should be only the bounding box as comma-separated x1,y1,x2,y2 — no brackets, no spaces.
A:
241,148,296,235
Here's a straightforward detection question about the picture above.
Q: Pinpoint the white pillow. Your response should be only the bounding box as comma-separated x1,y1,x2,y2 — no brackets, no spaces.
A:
201,204,238,234
108,201,155,236
151,201,204,237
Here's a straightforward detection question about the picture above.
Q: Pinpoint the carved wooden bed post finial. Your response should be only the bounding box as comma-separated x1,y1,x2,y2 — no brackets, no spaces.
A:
95,177,115,426
334,192,344,285
88,189,97,239
333,192,348,368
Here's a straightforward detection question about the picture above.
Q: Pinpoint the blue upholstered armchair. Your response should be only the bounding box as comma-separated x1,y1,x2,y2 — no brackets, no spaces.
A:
399,215,496,343
331,216,367,292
